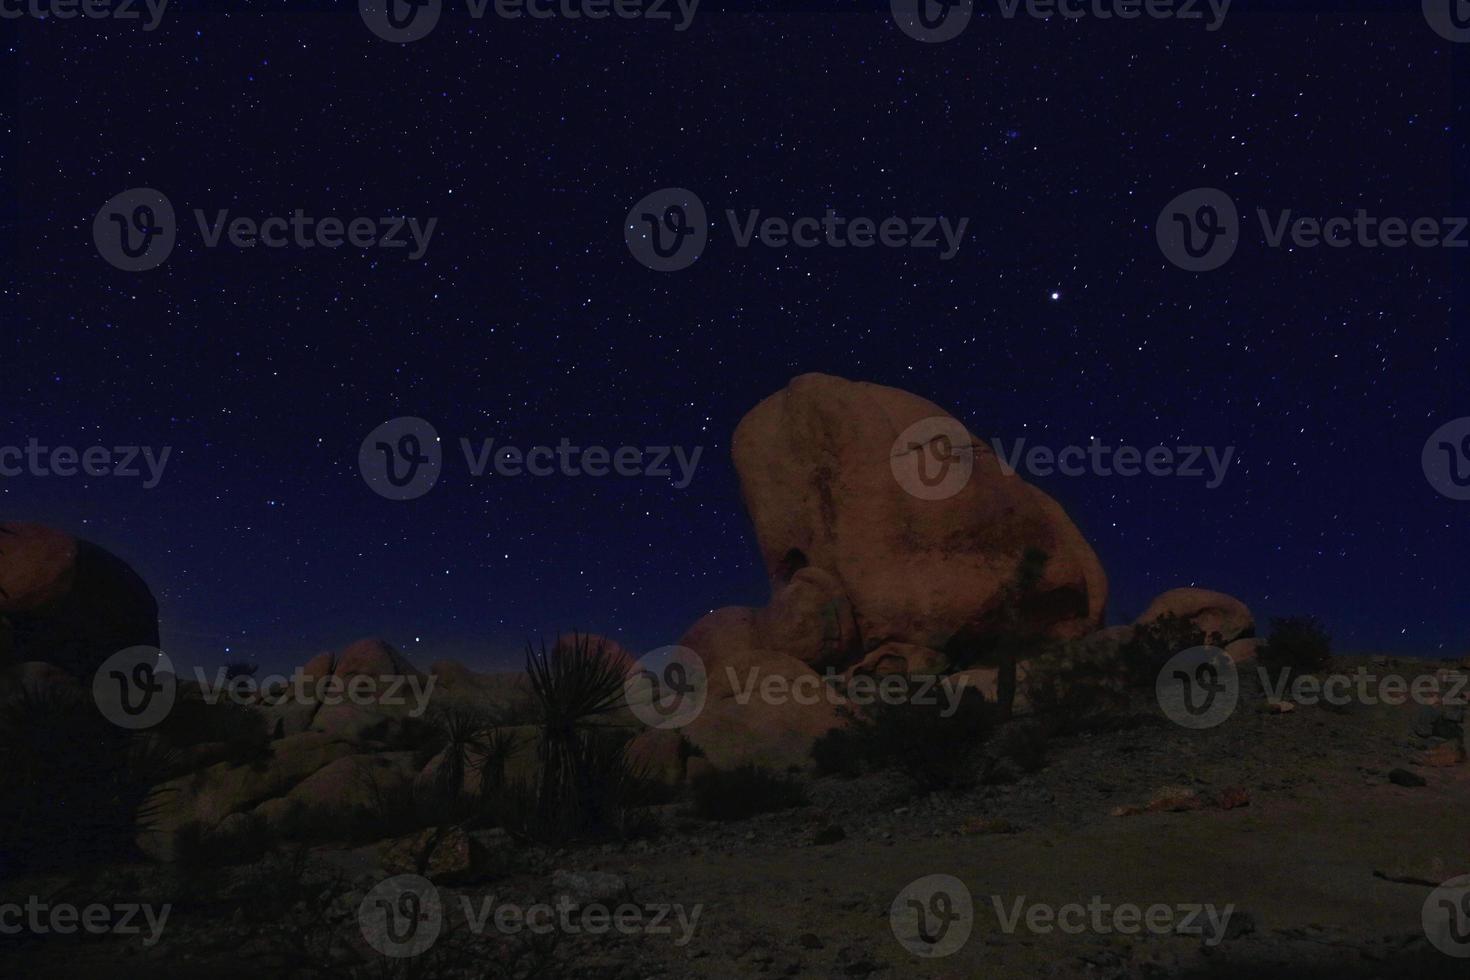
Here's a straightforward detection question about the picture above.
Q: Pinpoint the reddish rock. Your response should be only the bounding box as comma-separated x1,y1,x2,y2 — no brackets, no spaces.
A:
754,567,859,668
301,637,422,682
0,522,159,680
732,374,1107,655
1420,742,1466,768
1217,786,1251,810
845,642,948,679
1225,637,1264,664
1145,786,1207,813
1135,588,1253,644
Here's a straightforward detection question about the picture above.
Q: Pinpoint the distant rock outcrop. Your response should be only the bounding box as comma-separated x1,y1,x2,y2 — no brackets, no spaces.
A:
0,522,159,680
1135,588,1254,644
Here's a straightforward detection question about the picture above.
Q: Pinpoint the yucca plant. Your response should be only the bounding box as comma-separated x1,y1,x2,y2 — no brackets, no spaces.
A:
525,633,625,813
514,633,646,842
0,677,177,872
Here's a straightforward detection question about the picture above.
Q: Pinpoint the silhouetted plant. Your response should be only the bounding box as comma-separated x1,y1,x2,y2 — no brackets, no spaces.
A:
0,678,177,873
1260,615,1333,675
946,548,1051,717
1118,613,1213,688
690,764,808,821
1021,638,1131,734
811,681,999,793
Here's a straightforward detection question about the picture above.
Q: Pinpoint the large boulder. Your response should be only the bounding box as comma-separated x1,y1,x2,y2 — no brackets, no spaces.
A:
1135,588,1253,644
731,374,1107,661
677,609,845,770
753,567,860,669
0,522,159,680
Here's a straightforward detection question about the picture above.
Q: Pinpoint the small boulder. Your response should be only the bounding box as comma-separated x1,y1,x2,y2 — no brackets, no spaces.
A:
1225,637,1264,664
1388,768,1427,787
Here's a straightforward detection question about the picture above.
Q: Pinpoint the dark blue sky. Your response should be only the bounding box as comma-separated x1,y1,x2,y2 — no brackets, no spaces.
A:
2,3,1466,672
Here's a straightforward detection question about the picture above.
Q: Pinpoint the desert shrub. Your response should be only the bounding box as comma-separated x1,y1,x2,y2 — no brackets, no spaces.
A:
690,764,808,821
1260,615,1332,674
0,679,176,873
811,680,1000,792
494,728,656,842
984,717,1050,781
485,634,654,844
1118,613,1212,688
1021,639,1130,734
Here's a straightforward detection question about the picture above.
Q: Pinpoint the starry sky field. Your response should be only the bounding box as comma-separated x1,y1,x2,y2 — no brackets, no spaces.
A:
2,3,1465,671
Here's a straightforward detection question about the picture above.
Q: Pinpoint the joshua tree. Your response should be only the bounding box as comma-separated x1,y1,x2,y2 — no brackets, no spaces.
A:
992,547,1050,718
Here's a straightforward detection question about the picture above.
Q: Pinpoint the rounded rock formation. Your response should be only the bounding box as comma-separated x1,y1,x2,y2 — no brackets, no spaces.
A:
0,522,159,681
731,374,1107,657
1135,588,1253,645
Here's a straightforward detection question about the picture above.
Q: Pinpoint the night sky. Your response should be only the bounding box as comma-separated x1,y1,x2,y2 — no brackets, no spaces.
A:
2,2,1466,673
